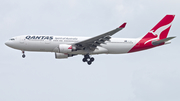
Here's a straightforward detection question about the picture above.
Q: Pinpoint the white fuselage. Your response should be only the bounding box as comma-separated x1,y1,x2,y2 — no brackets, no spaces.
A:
4,15,175,65
5,35,140,55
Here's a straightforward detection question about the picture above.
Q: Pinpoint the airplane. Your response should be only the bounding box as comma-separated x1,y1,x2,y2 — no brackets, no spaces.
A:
5,15,175,65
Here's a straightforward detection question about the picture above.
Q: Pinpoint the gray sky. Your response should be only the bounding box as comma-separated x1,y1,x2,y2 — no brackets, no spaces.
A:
1,0,180,101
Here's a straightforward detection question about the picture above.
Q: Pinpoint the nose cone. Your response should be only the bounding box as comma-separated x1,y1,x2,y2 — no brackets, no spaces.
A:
5,41,12,47
5,41,9,46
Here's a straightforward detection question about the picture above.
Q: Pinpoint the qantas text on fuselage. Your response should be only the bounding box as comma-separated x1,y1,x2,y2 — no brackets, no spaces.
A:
5,15,176,65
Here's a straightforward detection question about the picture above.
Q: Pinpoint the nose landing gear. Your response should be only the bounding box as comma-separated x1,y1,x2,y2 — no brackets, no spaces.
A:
22,51,25,58
82,54,95,65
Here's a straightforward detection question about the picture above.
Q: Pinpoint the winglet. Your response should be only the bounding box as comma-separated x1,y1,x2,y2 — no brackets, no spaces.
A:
119,23,127,28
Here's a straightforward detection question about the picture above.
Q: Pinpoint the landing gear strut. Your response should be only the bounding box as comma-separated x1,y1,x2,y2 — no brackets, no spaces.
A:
22,51,25,58
82,54,95,65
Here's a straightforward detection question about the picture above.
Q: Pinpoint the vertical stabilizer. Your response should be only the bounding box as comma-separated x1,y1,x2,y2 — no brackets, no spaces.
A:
144,15,175,40
129,15,175,53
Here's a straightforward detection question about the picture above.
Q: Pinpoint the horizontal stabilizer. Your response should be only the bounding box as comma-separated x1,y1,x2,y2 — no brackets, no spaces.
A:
152,37,176,46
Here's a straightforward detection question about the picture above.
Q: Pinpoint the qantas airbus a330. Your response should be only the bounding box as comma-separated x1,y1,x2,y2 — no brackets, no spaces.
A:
5,15,175,65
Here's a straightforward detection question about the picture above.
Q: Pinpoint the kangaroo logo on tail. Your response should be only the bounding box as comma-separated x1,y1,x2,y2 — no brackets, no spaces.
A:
129,15,175,53
145,22,173,44
144,15,175,44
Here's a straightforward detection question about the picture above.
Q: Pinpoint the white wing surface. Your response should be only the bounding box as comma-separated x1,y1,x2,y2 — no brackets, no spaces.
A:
73,23,127,51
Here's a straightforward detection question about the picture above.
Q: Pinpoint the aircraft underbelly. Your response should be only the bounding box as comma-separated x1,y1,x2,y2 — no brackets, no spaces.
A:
22,41,57,52
102,42,135,54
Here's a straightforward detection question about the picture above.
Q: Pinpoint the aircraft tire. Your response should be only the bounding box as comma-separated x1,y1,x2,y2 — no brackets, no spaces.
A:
85,54,90,59
82,58,87,62
22,54,25,58
90,57,94,62
87,61,92,65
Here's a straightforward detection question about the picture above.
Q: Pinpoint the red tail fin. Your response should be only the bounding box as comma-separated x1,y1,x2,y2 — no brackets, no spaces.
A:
128,15,175,53
144,15,175,40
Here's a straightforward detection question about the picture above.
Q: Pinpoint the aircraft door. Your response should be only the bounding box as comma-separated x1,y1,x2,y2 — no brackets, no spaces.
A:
20,38,25,44
44,40,51,44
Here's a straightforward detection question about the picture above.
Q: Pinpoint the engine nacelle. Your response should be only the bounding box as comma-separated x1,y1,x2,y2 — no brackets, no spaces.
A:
55,53,74,59
58,44,72,53
55,53,69,59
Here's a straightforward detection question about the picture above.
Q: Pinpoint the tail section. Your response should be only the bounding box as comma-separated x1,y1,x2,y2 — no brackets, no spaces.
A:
152,36,176,46
129,15,175,53
144,15,175,40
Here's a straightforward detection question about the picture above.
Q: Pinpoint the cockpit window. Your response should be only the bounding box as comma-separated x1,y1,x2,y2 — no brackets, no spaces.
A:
10,38,15,40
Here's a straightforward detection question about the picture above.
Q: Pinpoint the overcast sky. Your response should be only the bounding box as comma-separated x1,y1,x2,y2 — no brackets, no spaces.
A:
1,0,180,101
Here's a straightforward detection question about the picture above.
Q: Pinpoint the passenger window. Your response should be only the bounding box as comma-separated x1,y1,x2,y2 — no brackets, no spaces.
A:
10,38,15,40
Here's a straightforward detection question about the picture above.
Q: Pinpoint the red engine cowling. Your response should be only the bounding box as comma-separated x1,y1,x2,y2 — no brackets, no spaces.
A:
55,53,69,59
58,44,72,53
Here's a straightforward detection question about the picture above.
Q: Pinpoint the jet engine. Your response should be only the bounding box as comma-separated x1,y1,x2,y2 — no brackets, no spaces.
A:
55,53,69,59
58,44,73,53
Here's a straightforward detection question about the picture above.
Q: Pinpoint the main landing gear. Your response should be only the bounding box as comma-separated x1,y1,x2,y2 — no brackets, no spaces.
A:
22,51,25,58
82,54,95,65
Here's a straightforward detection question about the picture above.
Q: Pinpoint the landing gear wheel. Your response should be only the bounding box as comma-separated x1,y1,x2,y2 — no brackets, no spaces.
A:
84,54,90,59
22,54,25,58
22,51,25,58
87,61,92,65
90,57,94,62
82,58,87,62
83,54,95,65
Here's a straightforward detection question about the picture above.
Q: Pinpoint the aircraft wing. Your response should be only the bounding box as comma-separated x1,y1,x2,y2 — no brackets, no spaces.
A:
73,23,127,51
